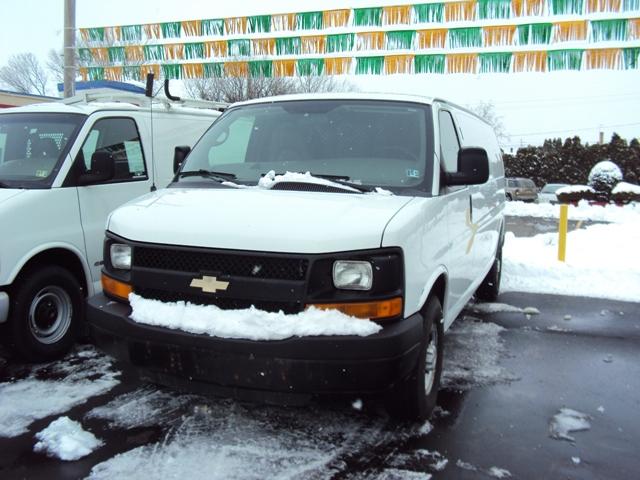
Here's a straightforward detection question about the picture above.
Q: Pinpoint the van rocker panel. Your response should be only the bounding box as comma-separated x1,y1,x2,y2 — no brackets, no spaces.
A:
88,294,424,397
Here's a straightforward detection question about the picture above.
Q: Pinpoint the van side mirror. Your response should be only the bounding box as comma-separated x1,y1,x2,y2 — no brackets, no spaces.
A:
444,147,490,186
77,151,115,186
174,145,191,173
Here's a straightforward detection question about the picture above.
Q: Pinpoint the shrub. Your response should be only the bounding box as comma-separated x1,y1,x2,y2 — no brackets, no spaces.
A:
588,160,623,201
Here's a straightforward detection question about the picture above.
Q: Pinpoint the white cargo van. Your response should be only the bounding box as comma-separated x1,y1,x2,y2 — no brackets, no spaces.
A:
88,93,505,420
0,91,223,360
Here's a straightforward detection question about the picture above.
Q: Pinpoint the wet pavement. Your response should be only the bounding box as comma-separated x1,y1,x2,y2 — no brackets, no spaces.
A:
505,215,603,237
1,292,638,480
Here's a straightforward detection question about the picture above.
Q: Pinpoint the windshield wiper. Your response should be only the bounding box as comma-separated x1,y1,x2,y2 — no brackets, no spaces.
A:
176,169,237,183
311,174,374,193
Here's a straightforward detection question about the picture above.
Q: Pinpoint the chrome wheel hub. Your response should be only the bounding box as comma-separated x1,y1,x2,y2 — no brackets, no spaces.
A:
28,286,72,345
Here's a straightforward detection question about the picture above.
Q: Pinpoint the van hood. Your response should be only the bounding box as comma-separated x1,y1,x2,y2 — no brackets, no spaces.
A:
108,187,414,254
0,188,25,206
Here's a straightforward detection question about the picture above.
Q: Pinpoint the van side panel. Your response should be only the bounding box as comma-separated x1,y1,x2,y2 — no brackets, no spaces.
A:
453,111,505,278
381,197,450,319
139,111,219,188
0,189,87,287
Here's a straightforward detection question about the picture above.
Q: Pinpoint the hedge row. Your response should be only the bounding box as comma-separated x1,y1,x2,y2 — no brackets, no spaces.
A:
503,133,640,187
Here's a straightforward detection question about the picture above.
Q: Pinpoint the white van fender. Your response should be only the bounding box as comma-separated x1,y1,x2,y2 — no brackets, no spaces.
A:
416,265,449,327
6,241,94,295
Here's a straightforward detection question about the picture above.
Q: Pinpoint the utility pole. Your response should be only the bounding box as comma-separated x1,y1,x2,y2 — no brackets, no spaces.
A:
63,0,76,98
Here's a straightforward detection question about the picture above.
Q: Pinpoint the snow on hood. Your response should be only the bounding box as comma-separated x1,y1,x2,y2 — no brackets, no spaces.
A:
108,187,414,253
0,188,25,206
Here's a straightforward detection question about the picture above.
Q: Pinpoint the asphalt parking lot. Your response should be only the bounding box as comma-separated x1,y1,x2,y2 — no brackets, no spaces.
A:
0,217,638,479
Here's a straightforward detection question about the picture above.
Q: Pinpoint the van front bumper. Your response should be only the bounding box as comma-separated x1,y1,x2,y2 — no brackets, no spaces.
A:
0,291,9,324
87,293,424,403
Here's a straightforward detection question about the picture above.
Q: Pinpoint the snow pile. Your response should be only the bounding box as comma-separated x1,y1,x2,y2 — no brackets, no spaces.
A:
258,170,361,193
470,302,539,315
129,293,382,341
502,222,640,302
488,466,512,478
442,317,516,389
549,408,592,441
34,417,102,461
0,347,120,437
612,182,640,195
556,185,595,195
504,199,640,222
87,386,196,429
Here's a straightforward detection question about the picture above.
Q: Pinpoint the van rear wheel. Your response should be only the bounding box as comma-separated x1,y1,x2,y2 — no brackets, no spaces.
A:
476,244,502,302
385,297,443,422
8,266,83,361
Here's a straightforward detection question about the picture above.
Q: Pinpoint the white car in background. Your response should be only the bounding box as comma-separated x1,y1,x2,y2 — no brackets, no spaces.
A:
538,183,569,203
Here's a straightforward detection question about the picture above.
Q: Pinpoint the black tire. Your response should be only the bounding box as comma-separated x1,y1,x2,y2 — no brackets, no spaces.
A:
506,193,513,201
385,297,444,422
8,266,84,362
476,243,502,302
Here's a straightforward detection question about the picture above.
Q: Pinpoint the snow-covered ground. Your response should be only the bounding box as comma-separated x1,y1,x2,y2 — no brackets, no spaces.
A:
504,199,640,223
0,347,119,437
503,201,640,302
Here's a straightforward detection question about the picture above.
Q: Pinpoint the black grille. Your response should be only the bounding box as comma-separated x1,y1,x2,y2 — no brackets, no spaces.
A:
134,247,308,281
135,288,302,314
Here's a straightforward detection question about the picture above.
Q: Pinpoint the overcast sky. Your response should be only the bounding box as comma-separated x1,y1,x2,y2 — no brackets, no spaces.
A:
1,0,639,149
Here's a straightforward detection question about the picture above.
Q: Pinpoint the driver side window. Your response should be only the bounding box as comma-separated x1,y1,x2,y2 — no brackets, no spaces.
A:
76,117,146,183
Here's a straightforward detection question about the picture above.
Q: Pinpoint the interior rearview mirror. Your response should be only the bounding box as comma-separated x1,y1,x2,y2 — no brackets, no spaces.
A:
445,147,490,187
174,145,191,173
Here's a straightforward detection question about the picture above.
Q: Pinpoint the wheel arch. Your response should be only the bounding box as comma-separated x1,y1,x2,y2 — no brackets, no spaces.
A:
417,268,448,324
8,245,90,298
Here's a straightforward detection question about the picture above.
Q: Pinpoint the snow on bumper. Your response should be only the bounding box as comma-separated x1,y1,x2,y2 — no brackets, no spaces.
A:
87,294,423,401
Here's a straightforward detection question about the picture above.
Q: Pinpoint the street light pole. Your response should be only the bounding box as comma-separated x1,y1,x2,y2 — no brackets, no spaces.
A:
63,0,76,98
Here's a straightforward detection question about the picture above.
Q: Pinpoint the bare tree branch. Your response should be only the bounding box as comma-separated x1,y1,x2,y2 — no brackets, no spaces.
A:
468,101,509,143
184,74,357,103
46,49,65,84
0,53,49,95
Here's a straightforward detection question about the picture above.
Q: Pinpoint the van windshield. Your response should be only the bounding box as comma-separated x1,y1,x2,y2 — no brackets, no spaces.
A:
0,113,86,189
180,100,433,191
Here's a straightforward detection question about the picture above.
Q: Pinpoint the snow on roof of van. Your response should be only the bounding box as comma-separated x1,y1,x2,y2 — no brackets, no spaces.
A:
235,92,437,107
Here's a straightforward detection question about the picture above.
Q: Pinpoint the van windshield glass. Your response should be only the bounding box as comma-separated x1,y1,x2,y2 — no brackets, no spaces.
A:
0,113,85,189
181,100,432,190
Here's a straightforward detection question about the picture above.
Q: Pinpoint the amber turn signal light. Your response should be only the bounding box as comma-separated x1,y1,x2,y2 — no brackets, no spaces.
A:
306,297,403,321
101,273,132,302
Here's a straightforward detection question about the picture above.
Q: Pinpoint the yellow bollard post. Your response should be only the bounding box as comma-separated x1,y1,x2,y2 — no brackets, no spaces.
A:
558,204,568,262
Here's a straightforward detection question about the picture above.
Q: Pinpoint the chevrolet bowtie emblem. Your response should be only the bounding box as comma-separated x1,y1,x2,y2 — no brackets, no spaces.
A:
190,275,229,293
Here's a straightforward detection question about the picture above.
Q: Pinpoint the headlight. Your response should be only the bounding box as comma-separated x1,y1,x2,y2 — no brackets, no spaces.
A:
110,244,132,270
333,260,373,290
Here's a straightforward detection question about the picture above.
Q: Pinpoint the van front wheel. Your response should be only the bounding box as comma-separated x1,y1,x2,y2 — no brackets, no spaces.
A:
8,266,83,362
385,297,444,422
